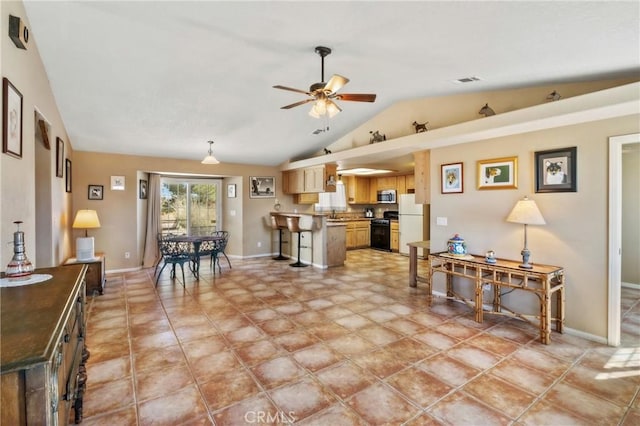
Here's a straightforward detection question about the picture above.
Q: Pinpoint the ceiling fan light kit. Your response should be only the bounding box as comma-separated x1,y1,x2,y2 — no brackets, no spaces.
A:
274,46,376,119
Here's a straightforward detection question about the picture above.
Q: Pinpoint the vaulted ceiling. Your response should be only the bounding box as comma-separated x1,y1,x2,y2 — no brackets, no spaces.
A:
23,1,640,168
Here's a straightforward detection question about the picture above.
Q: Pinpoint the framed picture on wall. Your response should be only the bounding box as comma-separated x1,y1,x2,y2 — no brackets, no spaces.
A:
88,184,103,200
477,156,518,190
65,159,72,193
535,147,577,193
249,176,275,198
441,162,463,194
111,175,125,190
2,78,23,159
56,137,64,177
227,183,236,198
139,179,148,199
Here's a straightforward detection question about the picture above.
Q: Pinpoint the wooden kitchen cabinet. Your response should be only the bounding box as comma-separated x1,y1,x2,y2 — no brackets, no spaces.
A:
345,220,370,249
391,221,399,251
396,173,414,194
283,164,337,194
345,176,371,204
405,174,415,193
304,164,337,193
293,193,319,204
355,221,370,248
377,176,397,191
1,265,89,425
283,169,304,194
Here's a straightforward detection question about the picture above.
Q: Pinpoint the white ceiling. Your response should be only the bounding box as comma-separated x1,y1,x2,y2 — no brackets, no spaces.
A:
23,1,640,168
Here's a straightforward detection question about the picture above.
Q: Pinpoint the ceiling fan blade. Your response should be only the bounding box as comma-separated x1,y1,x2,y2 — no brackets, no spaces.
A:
280,98,314,109
335,93,377,102
273,85,312,96
324,74,349,94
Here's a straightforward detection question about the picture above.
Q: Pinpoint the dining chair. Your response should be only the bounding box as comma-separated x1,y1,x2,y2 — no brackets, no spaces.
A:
210,231,231,273
155,237,191,286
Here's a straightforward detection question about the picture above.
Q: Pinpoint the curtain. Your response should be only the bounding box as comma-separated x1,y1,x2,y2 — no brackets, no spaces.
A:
142,173,161,268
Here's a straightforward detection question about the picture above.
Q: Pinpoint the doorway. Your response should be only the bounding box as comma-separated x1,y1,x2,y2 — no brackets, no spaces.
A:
608,133,640,346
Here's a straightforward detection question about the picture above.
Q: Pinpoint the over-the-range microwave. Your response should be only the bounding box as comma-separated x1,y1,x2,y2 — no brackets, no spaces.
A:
377,189,396,204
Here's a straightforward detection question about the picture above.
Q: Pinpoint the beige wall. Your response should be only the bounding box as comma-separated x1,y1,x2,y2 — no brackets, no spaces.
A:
1,1,73,269
622,144,640,285
429,116,640,338
71,151,283,270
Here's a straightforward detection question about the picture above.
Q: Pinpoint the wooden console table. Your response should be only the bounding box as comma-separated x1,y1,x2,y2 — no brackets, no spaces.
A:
407,241,431,287
427,252,565,344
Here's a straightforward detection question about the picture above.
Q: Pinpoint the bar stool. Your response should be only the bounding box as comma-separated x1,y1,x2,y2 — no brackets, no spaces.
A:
286,216,312,267
270,216,288,261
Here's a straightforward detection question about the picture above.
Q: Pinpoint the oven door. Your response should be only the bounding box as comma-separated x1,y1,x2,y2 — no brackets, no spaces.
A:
370,222,391,251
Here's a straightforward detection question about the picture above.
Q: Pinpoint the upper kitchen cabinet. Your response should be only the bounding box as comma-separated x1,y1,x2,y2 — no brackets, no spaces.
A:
344,175,372,204
377,176,397,192
413,150,430,204
283,164,337,194
397,174,415,194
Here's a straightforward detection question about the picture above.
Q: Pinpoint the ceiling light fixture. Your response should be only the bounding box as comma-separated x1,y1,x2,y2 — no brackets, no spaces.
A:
338,168,394,176
201,140,219,164
309,97,341,119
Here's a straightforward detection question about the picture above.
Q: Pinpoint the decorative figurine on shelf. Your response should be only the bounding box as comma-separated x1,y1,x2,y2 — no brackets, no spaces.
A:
6,221,34,280
447,234,468,257
485,250,497,264
478,103,496,117
546,90,562,101
412,121,429,133
323,148,332,154
369,130,386,144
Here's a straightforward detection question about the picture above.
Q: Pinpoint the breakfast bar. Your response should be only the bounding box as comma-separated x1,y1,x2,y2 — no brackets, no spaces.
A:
270,212,346,268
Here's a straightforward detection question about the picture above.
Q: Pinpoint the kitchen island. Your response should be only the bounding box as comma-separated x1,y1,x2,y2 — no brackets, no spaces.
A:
270,212,346,268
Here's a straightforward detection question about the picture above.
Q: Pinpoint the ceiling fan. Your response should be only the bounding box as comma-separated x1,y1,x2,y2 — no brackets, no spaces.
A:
273,46,376,118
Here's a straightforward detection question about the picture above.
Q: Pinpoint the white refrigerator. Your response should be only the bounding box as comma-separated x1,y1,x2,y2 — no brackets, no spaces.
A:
398,194,430,257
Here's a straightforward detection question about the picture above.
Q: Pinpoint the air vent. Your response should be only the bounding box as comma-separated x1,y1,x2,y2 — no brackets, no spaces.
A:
453,76,481,84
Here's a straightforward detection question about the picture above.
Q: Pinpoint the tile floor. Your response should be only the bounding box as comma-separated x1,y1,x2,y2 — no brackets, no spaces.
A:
81,250,639,425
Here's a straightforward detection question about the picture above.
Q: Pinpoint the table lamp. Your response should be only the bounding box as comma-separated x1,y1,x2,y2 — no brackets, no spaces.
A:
506,196,546,269
72,209,101,260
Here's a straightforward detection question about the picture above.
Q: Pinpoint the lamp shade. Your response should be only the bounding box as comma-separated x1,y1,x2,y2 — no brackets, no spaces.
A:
506,196,546,225
202,140,219,164
72,209,101,229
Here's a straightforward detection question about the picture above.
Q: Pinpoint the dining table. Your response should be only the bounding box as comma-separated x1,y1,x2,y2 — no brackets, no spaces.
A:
165,234,223,280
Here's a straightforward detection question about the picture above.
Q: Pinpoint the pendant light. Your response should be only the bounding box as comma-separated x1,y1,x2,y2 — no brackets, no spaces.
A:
201,140,219,164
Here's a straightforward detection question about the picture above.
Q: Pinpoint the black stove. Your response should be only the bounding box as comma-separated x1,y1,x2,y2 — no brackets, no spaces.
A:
370,211,397,251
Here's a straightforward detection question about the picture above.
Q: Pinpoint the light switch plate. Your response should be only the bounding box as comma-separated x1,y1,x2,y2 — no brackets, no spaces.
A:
436,217,448,226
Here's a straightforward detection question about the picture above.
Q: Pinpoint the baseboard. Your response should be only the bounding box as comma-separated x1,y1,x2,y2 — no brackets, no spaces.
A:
563,327,607,345
106,266,142,274
431,290,608,344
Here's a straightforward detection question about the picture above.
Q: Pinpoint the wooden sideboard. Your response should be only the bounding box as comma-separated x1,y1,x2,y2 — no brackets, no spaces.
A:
1,264,89,424
64,253,106,295
425,252,565,344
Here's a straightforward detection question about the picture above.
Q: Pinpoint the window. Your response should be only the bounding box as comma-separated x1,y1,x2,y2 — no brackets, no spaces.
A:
160,177,222,236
